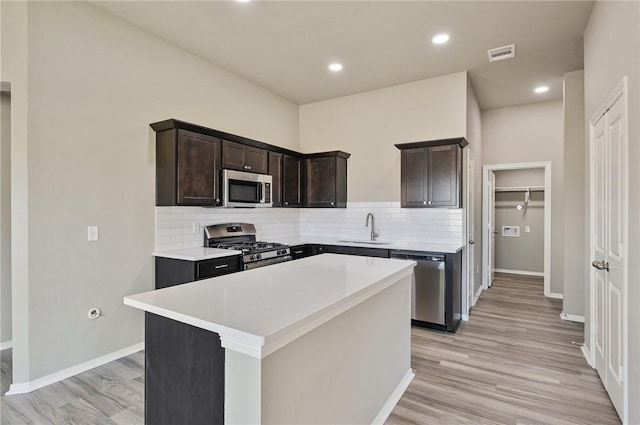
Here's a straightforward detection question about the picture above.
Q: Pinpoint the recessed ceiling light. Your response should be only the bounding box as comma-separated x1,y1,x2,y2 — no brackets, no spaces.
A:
534,86,549,94
432,34,450,44
328,63,343,72
236,0,251,2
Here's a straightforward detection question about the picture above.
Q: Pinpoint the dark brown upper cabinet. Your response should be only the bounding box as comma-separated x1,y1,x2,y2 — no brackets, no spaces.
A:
396,137,468,208
268,152,283,207
304,152,350,208
222,140,268,174
282,155,302,207
269,153,302,207
154,129,222,207
151,119,350,208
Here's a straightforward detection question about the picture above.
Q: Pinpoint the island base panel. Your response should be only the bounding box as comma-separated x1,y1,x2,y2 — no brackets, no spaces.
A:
145,312,224,425
225,276,412,424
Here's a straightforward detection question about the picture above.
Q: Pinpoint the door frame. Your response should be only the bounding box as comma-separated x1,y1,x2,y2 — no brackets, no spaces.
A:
482,162,552,297
586,76,628,423
462,149,475,320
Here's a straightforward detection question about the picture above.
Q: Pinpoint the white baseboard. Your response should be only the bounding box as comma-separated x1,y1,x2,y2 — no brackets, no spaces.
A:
546,292,564,300
560,312,585,323
371,368,415,425
5,342,144,395
581,344,593,367
0,340,12,351
494,268,544,277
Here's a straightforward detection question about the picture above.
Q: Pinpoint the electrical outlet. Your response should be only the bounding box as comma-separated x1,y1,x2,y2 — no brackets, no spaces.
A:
87,226,99,241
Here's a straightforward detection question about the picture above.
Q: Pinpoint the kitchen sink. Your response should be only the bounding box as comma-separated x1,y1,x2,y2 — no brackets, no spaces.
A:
337,239,392,245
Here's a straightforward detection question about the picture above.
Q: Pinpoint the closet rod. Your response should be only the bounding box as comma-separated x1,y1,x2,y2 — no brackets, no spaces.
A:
494,185,545,193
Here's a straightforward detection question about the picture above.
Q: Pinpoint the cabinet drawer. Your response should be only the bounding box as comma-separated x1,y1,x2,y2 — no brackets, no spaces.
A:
196,256,242,280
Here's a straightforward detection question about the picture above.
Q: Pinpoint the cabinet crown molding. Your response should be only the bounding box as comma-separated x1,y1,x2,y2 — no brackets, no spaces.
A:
395,137,468,150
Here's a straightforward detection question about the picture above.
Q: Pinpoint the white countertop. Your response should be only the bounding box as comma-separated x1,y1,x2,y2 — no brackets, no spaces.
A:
125,254,415,359
277,236,464,254
152,247,242,261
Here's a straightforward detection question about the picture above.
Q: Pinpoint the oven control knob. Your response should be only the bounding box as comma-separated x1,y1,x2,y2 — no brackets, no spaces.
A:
256,254,262,260
250,255,255,260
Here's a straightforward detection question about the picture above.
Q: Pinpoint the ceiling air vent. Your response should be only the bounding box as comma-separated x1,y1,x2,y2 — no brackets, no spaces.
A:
488,44,516,62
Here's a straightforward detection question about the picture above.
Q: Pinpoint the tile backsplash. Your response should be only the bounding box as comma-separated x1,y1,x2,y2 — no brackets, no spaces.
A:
155,202,463,252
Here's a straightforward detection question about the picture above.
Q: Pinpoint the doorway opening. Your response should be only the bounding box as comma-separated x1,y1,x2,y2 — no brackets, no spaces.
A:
482,162,552,297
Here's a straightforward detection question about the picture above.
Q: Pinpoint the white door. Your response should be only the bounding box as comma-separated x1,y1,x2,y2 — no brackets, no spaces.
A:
466,151,475,308
487,171,496,287
591,88,626,420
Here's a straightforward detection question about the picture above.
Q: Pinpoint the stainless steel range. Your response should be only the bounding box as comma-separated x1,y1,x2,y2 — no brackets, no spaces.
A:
204,223,291,270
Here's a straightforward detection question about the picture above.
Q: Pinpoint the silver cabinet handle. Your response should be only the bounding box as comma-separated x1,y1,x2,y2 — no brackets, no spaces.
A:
592,260,610,272
331,202,335,206
215,264,229,269
469,240,474,244
294,250,304,254
428,201,432,205
423,201,427,205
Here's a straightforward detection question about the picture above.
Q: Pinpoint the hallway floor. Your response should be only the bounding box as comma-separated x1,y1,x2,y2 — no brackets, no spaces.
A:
386,272,620,424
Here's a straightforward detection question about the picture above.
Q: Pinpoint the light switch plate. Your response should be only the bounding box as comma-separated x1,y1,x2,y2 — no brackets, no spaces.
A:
88,226,99,241
525,226,531,233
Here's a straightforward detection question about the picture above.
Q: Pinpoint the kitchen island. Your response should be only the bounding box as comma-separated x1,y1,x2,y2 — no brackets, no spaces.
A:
124,253,416,425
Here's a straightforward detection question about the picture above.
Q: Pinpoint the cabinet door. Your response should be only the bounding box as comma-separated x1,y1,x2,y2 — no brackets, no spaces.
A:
305,157,336,207
400,148,428,207
428,145,459,207
221,140,245,171
269,152,283,207
283,155,302,206
244,146,268,174
177,130,220,206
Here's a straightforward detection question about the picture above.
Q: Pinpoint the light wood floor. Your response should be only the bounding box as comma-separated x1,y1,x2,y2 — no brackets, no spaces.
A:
386,273,620,425
1,273,620,424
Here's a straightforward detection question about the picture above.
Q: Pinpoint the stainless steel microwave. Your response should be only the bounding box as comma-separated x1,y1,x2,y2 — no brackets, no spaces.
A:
222,169,272,208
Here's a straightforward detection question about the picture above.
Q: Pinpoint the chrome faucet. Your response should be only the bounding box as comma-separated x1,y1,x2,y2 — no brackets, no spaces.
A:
365,212,379,241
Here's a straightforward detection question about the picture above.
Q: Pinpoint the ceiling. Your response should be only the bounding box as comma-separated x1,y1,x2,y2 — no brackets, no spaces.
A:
90,0,594,110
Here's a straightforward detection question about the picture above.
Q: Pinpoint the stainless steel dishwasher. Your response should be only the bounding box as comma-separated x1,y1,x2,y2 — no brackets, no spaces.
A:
390,251,447,327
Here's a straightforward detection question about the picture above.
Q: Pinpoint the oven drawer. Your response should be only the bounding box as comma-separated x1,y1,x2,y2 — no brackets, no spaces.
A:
197,256,242,280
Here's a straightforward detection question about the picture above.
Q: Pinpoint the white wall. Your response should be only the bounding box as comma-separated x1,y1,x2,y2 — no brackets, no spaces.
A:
584,2,640,422
0,91,11,346
2,1,299,383
562,70,585,318
299,72,468,202
482,101,564,294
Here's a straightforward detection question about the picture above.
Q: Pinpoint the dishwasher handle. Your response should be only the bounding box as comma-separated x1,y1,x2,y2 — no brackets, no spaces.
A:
390,251,444,262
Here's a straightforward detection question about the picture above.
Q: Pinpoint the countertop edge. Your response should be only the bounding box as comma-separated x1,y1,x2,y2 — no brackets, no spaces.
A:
124,256,417,359
152,249,242,261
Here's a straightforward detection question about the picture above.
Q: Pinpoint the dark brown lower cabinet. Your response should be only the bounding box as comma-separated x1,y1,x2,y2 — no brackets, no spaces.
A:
322,245,390,258
145,313,224,425
155,255,242,289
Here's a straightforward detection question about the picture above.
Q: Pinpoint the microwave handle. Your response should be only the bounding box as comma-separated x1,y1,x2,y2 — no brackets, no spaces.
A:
258,183,263,203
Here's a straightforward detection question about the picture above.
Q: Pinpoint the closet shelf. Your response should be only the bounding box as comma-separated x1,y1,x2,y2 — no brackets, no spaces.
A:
494,185,545,193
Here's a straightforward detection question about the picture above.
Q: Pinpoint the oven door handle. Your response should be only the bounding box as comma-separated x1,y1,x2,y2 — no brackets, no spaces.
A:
245,255,292,270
